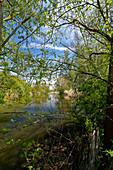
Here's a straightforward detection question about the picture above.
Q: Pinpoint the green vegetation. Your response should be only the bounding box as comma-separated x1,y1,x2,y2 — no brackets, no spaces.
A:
0,71,50,104
0,0,113,169
32,81,49,97
20,140,43,169
0,71,31,104
74,78,107,123
55,75,72,94
0,71,32,104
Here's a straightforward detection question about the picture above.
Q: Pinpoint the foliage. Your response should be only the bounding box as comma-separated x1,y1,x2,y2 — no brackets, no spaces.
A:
85,118,94,132
0,71,32,104
74,78,107,128
55,75,72,91
0,0,51,78
58,88,64,95
106,149,113,158
20,140,43,169
0,0,113,82
0,0,113,168
32,81,49,96
2,127,8,133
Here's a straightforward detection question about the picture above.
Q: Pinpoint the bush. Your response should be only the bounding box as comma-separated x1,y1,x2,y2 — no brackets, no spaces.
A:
59,89,64,95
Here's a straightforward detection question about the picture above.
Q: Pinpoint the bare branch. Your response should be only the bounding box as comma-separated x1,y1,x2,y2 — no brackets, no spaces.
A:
80,70,110,85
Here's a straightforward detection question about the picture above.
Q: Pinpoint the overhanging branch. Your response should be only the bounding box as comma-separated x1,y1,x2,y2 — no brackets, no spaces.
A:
55,19,111,42
89,52,109,58
2,0,41,47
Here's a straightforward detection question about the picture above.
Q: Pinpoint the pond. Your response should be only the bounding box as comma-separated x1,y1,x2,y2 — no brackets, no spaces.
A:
0,93,73,169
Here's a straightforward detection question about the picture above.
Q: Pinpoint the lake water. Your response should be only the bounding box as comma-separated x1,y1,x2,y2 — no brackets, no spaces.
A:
0,93,73,169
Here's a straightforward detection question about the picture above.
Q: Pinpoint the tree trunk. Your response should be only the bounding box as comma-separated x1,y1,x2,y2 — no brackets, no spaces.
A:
104,41,113,148
0,0,4,51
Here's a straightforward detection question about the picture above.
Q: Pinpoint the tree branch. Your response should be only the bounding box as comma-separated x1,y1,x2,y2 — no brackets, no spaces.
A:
97,0,106,23
0,24,43,56
55,18,111,42
73,18,111,42
80,70,110,85
6,0,13,6
0,67,36,77
2,0,41,47
89,52,109,58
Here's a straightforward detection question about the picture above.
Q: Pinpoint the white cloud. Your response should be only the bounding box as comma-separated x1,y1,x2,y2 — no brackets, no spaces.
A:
29,43,69,51
21,42,75,52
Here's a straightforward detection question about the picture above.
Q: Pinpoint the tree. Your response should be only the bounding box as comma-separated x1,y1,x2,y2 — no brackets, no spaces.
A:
55,75,72,91
43,0,113,148
0,0,53,105
1,0,113,148
0,0,51,78
0,71,32,103
32,81,49,96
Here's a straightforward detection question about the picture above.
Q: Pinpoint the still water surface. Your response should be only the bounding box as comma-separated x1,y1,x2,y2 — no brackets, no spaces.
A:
0,93,73,169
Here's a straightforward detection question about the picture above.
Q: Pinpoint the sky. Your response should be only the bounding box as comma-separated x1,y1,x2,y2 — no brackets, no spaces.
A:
22,43,74,90
3,1,80,89
20,23,78,61
19,24,78,89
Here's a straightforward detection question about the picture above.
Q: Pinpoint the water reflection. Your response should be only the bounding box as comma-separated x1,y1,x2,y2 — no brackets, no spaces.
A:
0,93,73,130
24,94,59,114
0,93,74,169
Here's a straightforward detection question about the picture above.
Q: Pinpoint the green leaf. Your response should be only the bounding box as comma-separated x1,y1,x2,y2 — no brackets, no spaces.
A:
28,166,33,170
11,119,16,123
2,128,8,133
36,147,43,152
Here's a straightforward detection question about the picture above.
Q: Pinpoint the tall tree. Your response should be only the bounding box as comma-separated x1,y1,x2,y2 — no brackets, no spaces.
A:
44,0,113,148
0,0,49,78
0,0,113,148
0,0,4,49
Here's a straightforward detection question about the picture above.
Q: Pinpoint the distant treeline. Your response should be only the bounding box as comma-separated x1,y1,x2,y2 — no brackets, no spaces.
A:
0,71,49,104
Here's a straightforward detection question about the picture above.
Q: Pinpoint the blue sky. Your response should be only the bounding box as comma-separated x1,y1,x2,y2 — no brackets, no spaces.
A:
20,23,77,60
3,4,79,88
18,24,78,88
